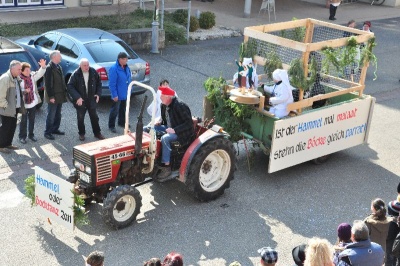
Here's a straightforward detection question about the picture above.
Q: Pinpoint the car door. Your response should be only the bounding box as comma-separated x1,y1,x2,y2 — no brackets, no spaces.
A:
54,36,80,81
33,33,59,61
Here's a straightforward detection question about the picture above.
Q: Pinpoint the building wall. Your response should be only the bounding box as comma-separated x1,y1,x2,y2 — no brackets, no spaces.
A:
304,0,399,7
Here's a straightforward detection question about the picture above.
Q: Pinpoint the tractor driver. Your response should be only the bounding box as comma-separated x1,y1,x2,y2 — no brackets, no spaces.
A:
154,86,194,182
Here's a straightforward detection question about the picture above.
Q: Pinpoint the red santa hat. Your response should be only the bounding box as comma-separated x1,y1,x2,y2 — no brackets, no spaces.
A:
159,86,175,96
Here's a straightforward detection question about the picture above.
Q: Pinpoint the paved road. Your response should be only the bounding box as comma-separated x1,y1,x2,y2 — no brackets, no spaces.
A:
0,17,400,265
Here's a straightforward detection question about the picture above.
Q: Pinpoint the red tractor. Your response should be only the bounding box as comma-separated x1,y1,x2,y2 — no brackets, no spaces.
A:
68,81,236,229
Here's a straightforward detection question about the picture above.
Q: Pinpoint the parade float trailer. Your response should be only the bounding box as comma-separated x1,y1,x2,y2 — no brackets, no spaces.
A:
203,18,376,173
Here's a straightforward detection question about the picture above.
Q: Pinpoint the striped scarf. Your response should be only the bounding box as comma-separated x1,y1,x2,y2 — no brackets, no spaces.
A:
20,73,34,104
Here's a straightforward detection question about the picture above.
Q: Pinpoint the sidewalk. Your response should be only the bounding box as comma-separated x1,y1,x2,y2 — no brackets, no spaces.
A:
1,0,399,32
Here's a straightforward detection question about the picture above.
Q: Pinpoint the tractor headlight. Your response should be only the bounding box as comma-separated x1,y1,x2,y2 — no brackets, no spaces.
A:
85,166,92,174
74,160,81,169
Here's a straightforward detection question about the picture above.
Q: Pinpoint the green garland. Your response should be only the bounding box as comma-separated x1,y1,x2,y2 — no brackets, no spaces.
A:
321,36,377,80
24,175,89,226
360,37,378,80
238,39,258,61
288,57,317,91
204,77,256,142
264,50,283,79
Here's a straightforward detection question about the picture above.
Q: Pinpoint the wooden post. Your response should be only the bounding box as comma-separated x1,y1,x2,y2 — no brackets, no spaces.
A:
259,95,265,112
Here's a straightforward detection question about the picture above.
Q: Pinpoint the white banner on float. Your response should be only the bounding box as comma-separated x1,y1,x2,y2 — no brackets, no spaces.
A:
34,167,75,230
269,97,375,173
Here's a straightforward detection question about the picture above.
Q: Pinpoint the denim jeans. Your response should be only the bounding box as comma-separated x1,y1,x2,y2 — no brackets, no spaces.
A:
108,100,126,129
45,103,62,135
19,106,36,139
161,131,178,164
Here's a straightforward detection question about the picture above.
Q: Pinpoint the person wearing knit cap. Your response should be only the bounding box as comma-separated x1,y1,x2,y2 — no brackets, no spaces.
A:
154,87,194,181
362,21,372,32
333,223,352,265
258,246,278,266
388,182,400,216
386,182,400,266
337,220,384,266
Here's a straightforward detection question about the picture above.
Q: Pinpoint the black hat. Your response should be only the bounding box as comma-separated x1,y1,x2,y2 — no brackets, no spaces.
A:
292,244,306,266
118,52,128,59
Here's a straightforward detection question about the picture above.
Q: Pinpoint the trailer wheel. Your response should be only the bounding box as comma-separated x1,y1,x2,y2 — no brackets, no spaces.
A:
186,137,236,201
102,185,142,229
312,155,330,165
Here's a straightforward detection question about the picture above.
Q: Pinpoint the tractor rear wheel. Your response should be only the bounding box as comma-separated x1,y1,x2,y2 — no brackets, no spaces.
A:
185,137,236,201
102,185,142,229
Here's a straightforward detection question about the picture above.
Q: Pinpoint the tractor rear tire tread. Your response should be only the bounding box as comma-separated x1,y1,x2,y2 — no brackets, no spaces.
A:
186,137,236,202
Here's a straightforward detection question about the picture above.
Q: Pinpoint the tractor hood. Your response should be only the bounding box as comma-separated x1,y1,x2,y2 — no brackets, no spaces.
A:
73,132,151,157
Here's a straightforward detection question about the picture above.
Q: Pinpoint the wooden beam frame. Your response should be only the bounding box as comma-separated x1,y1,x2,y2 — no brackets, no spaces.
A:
243,18,374,113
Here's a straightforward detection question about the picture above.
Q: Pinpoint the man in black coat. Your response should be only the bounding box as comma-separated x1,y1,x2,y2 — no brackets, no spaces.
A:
44,50,67,140
67,58,105,141
155,86,194,181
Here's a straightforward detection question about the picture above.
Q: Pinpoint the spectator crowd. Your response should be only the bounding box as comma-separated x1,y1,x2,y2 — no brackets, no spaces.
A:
84,182,400,266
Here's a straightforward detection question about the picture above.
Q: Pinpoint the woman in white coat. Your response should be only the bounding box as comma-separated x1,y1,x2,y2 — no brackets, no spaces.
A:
18,59,46,143
262,69,294,118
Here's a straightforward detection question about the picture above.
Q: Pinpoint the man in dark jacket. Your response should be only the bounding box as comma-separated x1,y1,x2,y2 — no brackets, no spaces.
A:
67,58,105,141
0,60,24,153
44,50,67,140
155,86,194,181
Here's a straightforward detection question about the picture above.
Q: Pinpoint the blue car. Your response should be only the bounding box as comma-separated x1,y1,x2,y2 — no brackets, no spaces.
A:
16,28,150,97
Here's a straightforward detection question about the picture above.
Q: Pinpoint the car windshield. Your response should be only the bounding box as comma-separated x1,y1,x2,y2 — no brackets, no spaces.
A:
84,40,138,63
0,51,37,75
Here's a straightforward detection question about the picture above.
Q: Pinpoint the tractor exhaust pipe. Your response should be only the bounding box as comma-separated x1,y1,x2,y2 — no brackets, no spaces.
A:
135,95,147,155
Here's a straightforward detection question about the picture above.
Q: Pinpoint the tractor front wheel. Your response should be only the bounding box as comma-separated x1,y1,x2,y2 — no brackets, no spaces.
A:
185,137,236,201
102,185,142,229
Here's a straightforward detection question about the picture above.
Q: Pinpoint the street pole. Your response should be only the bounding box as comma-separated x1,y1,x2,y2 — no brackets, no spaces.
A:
244,0,251,18
151,0,160,53
187,0,191,44
161,0,164,30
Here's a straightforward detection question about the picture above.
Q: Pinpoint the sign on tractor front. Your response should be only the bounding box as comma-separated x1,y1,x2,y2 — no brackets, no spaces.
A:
269,97,375,173
34,167,75,230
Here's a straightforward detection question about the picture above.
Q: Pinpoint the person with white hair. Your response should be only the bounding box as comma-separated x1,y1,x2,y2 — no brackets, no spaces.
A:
337,220,384,266
0,60,24,153
67,58,105,141
261,69,294,118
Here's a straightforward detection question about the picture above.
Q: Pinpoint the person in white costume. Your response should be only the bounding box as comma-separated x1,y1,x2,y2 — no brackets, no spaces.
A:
262,69,294,118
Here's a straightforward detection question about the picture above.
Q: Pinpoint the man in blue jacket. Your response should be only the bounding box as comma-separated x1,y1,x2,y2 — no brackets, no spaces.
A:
108,52,131,133
337,220,384,266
